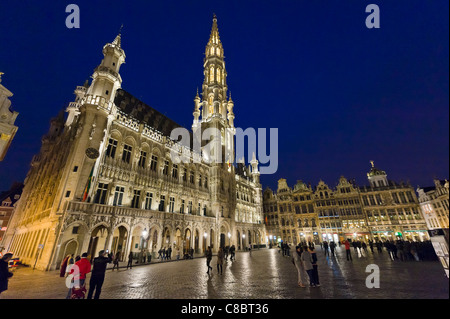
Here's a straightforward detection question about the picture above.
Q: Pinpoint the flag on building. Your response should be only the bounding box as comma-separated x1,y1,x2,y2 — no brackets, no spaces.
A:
82,166,94,202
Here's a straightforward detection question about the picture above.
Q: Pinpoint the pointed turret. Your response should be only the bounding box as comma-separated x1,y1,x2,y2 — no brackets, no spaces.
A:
86,30,126,110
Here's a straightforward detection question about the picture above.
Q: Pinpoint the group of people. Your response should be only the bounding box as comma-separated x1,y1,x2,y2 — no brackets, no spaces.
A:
60,250,112,299
291,244,320,288
158,247,174,261
205,245,237,275
321,238,437,262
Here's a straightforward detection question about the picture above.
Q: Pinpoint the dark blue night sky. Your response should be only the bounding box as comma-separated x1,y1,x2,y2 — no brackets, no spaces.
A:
0,0,448,192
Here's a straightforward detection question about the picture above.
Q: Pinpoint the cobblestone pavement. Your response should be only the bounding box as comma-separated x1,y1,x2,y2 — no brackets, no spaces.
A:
1,246,448,299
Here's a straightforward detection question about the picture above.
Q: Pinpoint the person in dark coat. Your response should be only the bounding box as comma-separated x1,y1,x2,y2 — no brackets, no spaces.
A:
127,251,133,269
205,246,213,274
87,250,112,299
0,253,14,294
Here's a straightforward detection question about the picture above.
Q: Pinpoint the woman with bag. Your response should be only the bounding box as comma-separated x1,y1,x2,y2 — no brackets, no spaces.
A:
301,245,315,287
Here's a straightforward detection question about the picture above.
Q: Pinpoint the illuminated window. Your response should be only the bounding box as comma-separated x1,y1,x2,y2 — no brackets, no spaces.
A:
210,66,214,82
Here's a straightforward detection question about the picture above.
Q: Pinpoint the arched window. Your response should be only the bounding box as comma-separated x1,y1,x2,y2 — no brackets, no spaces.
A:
209,66,214,82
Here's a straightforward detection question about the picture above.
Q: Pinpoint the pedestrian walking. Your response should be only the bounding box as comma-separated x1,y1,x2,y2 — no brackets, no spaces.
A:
369,240,374,253
323,241,329,257
217,247,224,275
300,245,315,287
344,240,352,261
362,242,368,255
376,241,383,253
292,246,307,287
224,246,229,261
309,246,320,287
206,246,213,274
230,245,236,261
248,244,252,256
396,240,405,261
127,251,133,269
112,251,121,271
329,241,336,257
0,253,13,295
410,241,419,261
87,250,112,299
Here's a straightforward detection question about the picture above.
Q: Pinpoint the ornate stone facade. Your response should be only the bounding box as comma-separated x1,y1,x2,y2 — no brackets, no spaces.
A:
416,179,449,230
264,163,431,245
3,16,266,270
0,73,19,161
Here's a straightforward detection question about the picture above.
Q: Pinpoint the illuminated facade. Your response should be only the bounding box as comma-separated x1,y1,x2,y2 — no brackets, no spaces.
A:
0,74,19,161
416,179,449,230
361,162,429,242
264,163,430,244
3,16,265,270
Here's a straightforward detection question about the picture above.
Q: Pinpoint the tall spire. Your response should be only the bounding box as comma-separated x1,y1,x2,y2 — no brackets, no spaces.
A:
111,25,123,48
201,14,228,121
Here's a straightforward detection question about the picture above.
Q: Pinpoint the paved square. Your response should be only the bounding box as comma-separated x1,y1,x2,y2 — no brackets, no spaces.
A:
1,246,448,299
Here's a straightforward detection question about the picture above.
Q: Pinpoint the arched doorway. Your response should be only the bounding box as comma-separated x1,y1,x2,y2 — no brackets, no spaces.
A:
63,240,78,259
175,229,182,251
112,226,128,261
87,225,108,260
151,228,158,252
237,230,241,250
220,226,227,248
194,230,199,253
203,231,208,252
210,229,214,250
163,228,171,248
185,229,191,253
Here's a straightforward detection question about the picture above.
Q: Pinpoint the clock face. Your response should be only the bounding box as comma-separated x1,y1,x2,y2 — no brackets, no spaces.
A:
85,147,99,159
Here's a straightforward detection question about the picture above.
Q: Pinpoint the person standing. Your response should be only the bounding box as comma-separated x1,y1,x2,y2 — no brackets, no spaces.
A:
300,246,315,287
323,241,329,257
292,246,307,287
309,246,320,287
230,245,236,261
344,240,352,261
0,253,13,295
217,247,224,275
60,255,71,278
369,240,375,254
224,246,229,261
205,246,213,274
329,241,336,257
65,254,75,278
127,251,133,269
87,250,112,299
112,251,121,271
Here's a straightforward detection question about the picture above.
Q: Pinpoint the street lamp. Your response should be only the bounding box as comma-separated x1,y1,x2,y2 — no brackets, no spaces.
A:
142,228,148,238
